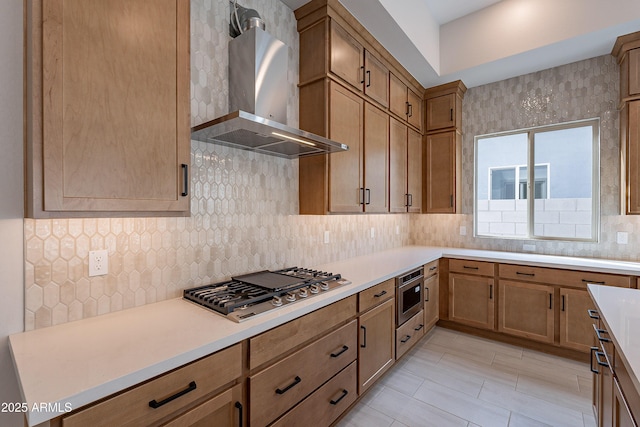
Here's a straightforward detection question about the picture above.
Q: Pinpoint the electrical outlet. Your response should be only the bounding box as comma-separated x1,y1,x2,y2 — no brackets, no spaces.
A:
459,226,467,236
370,227,375,238
617,232,629,244
89,250,109,277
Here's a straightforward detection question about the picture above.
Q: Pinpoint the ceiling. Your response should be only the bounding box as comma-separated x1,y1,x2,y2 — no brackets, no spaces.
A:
279,0,640,89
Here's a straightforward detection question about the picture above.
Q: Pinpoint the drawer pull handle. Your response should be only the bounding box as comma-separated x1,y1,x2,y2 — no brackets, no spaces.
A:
516,272,535,277
400,334,411,343
594,351,609,368
593,325,611,343
330,389,349,405
374,290,387,298
463,266,479,270
360,325,367,348
148,381,197,409
588,309,600,320
429,266,437,271
235,401,243,427
582,279,605,285
414,324,424,332
330,345,349,358
276,376,301,395
590,347,599,374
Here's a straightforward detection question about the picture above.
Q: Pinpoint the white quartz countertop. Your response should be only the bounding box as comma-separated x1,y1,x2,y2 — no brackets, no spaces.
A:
588,284,640,398
10,245,640,426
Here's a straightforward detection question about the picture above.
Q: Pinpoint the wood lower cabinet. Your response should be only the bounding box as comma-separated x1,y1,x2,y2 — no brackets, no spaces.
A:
424,130,461,213
358,298,395,394
396,310,425,359
613,379,636,427
449,273,495,330
560,287,594,352
423,260,439,330
62,344,243,427
26,0,190,217
498,280,554,344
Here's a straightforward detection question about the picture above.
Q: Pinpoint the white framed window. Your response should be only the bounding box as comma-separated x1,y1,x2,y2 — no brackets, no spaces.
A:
474,119,599,241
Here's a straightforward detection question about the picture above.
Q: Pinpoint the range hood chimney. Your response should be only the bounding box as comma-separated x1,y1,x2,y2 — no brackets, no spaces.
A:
191,3,349,159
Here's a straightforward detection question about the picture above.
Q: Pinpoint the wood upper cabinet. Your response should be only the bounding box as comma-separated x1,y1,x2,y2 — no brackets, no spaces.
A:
358,298,395,394
559,287,594,352
390,118,422,213
390,73,423,132
363,102,390,213
424,131,461,213
448,273,495,330
623,101,640,214
498,280,555,344
26,0,190,217
426,94,458,131
329,21,388,107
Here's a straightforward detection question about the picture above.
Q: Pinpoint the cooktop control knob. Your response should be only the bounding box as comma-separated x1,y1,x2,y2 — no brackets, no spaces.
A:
285,292,296,302
320,282,330,291
309,284,320,294
298,288,309,298
272,296,283,307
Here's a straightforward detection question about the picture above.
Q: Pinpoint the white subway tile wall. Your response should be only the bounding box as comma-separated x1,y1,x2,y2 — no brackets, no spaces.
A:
23,0,410,330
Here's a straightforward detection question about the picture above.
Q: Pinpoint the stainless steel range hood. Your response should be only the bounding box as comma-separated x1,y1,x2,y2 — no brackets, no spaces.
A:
191,8,348,159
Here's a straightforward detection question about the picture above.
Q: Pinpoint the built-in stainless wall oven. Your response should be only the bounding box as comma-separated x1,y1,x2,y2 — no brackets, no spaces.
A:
396,267,424,326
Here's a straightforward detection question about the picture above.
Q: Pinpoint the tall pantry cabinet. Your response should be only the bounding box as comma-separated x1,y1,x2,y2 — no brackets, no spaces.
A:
295,0,425,215
25,0,191,217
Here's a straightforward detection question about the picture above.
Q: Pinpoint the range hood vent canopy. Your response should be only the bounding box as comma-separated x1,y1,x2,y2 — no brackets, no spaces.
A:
191,3,349,159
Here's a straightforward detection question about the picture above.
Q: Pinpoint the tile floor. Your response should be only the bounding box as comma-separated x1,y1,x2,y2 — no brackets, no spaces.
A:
338,327,596,427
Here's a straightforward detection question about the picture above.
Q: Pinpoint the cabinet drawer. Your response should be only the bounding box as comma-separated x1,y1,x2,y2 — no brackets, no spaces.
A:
249,320,357,427
359,278,394,313
62,343,242,427
424,260,439,277
249,296,356,370
498,264,632,289
396,310,425,360
449,259,494,276
270,362,358,427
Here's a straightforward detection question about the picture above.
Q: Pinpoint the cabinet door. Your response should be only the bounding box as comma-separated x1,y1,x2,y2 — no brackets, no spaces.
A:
424,131,459,213
363,102,389,213
601,358,614,427
629,49,640,97
389,118,408,213
161,384,243,427
426,93,455,131
330,20,364,92
424,273,439,329
329,82,364,213
626,101,640,214
364,50,389,108
559,288,593,352
407,129,422,213
389,73,408,118
498,280,554,344
358,298,395,394
41,0,190,213
613,378,636,427
448,273,495,330
407,88,423,132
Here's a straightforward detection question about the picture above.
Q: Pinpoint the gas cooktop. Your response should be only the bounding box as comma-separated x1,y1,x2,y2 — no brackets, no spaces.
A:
183,267,351,322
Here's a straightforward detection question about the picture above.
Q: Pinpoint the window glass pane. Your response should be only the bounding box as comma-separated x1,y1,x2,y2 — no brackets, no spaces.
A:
476,134,528,237
533,126,593,239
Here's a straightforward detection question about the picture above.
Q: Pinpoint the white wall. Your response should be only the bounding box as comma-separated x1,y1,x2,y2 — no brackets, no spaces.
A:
0,1,25,426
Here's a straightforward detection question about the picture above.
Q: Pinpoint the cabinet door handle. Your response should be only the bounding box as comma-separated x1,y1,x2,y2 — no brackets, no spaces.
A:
330,389,349,405
275,376,302,395
594,351,609,368
181,164,189,197
548,293,553,309
360,66,365,84
408,193,413,207
330,345,349,358
408,103,413,118
359,187,365,205
366,70,371,87
450,195,454,207
561,295,565,312
593,325,611,342
149,381,196,408
587,309,600,320
374,290,387,298
489,284,493,300
406,101,410,116
365,188,371,205
425,287,429,302
400,334,411,343
235,402,243,427
450,108,453,122
360,325,367,348
414,324,424,332
590,347,599,374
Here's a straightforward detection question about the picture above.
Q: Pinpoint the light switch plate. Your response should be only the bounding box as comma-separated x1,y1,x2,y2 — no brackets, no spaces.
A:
89,250,109,277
